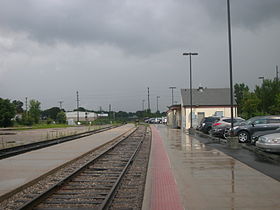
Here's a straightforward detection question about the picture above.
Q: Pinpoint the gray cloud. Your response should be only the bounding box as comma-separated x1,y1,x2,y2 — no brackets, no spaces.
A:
0,0,279,112
200,0,280,29
0,0,206,55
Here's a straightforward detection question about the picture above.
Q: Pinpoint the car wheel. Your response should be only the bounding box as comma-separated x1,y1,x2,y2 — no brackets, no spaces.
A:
206,126,212,134
238,131,249,143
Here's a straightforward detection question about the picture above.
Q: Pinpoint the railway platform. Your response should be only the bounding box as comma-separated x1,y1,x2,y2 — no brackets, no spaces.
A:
143,124,280,209
0,124,135,199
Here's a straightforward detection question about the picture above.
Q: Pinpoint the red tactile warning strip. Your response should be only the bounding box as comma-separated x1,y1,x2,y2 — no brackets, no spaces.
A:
150,126,184,210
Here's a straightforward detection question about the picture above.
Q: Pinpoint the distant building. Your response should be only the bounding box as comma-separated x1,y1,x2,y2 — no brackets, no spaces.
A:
97,113,109,117
66,111,98,122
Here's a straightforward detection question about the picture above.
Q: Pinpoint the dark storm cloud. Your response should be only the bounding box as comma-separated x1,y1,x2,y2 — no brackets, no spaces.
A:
0,0,194,54
200,0,280,29
1,0,279,55
0,0,280,112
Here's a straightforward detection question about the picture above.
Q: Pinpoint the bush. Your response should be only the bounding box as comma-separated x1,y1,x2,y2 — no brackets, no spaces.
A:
0,98,16,127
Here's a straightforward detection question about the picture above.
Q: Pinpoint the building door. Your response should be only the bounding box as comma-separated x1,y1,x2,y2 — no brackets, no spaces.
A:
197,112,205,125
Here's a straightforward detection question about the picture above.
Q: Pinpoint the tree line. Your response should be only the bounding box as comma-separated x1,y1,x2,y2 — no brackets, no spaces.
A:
235,78,280,119
0,99,66,127
0,98,164,127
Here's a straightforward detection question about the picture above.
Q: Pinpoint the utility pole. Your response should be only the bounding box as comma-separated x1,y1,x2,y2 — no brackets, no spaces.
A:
25,97,28,112
25,97,29,117
142,100,145,112
276,65,279,82
58,101,63,110
156,96,160,113
169,87,176,105
147,87,150,111
76,91,79,122
109,104,111,119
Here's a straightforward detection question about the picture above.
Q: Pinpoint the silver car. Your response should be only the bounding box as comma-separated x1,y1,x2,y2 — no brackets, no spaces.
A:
256,133,280,153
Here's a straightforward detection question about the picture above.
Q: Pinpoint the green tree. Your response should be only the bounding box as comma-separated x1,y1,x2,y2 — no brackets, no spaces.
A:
234,83,249,115
29,100,41,124
12,100,24,114
241,92,261,119
0,98,16,127
56,111,66,124
42,107,61,121
21,112,34,126
269,93,280,114
74,107,86,112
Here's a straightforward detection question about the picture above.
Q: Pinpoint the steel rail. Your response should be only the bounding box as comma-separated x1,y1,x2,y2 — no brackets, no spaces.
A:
99,128,146,210
0,125,119,159
16,126,140,210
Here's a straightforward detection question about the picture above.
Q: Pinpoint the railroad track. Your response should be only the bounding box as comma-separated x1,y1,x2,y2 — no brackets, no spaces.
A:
0,125,119,159
13,125,150,210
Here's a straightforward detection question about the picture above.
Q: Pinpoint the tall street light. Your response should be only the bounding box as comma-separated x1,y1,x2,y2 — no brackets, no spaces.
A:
169,87,176,105
227,0,234,131
258,76,265,112
183,52,198,129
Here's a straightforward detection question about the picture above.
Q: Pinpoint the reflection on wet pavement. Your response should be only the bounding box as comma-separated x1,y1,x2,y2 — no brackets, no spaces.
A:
156,124,280,209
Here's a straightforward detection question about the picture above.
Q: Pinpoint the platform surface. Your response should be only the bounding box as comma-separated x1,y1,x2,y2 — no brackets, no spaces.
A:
0,124,134,198
143,125,280,209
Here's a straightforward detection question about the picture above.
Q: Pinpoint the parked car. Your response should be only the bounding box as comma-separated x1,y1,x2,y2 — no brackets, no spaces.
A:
255,132,280,153
197,116,220,134
251,128,280,145
231,116,280,143
209,117,245,138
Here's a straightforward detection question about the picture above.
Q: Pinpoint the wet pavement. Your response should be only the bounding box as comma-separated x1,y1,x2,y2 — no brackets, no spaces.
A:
153,124,280,209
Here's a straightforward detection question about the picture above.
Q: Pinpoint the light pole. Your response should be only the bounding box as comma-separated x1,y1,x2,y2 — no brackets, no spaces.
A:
276,65,279,82
156,96,160,113
258,76,265,112
258,76,264,83
183,52,198,128
169,87,176,105
142,100,145,112
226,0,234,131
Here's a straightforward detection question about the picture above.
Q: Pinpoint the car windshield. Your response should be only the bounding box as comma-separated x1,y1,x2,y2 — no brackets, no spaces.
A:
244,117,259,125
204,118,218,122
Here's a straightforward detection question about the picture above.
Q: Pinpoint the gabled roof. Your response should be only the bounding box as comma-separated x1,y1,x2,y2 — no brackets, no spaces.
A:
181,88,237,107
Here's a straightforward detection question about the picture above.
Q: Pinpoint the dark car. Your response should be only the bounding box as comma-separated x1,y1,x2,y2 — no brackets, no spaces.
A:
231,116,280,143
197,116,220,134
209,117,245,138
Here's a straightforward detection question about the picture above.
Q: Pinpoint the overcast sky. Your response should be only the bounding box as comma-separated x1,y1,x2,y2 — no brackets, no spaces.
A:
0,0,279,112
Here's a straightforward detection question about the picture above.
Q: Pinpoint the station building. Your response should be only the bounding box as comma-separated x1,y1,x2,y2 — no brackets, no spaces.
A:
167,87,238,129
